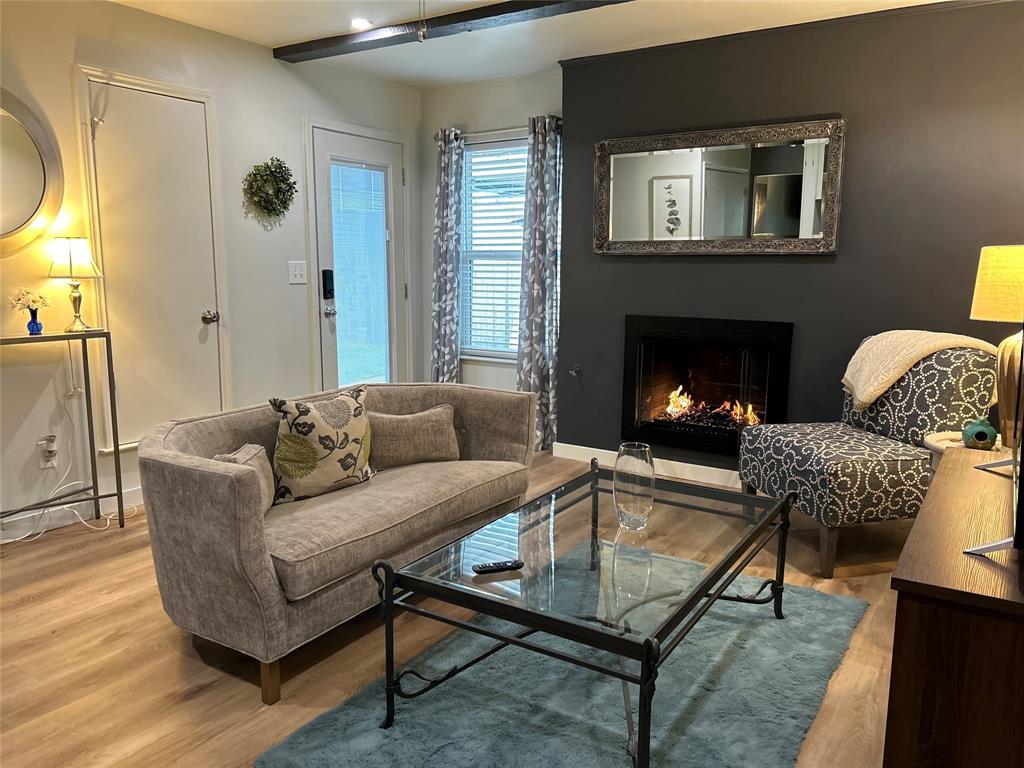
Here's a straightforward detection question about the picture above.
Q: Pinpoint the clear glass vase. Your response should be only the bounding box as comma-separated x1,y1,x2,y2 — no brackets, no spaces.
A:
613,442,655,531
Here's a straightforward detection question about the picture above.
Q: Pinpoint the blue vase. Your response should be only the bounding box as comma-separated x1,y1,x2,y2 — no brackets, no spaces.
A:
27,307,43,335
962,418,997,450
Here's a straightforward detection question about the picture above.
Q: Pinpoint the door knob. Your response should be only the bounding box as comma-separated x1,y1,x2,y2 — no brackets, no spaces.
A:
323,307,337,317
201,310,220,324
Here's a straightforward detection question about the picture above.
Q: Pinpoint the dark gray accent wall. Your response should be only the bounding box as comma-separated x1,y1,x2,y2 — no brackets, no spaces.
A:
558,2,1024,467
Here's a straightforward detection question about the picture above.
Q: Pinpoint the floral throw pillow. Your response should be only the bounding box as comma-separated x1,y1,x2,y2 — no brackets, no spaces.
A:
269,387,374,504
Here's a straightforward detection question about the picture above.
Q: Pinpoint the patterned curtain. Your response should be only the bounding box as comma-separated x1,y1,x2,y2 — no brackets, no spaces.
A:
430,127,465,383
517,115,563,450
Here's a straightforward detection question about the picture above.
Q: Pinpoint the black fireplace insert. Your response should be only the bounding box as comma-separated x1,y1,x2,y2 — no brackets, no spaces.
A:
622,316,793,454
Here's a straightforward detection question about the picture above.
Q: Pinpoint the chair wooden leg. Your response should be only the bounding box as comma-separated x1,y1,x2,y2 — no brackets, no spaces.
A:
819,525,839,579
260,660,281,705
740,483,757,522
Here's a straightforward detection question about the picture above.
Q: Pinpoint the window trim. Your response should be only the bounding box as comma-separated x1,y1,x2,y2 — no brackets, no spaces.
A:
458,132,529,362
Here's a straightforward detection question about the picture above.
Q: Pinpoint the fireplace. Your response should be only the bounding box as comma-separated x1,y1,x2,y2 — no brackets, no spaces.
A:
622,316,793,454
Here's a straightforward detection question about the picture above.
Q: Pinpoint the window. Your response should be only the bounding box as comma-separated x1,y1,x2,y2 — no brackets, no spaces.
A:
459,140,528,357
330,163,390,384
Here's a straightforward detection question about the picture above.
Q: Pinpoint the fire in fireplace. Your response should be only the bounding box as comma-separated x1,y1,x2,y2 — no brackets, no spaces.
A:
665,386,761,428
622,316,793,454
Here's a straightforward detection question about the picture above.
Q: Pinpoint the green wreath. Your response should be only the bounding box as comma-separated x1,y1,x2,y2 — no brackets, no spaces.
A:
243,157,297,217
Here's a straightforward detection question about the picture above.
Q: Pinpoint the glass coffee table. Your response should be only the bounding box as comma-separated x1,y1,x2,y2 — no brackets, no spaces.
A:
371,460,791,767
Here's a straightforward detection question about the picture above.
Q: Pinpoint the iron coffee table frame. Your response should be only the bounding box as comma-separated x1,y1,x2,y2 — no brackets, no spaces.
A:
372,459,790,767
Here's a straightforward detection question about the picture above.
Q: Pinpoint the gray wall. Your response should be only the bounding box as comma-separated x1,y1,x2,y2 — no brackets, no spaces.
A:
557,1,1024,466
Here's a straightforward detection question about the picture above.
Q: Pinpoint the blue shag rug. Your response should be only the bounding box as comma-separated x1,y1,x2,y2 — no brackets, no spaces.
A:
257,546,866,768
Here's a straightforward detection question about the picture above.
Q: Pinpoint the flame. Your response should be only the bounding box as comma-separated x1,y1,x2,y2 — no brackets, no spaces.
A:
664,388,760,426
666,386,692,417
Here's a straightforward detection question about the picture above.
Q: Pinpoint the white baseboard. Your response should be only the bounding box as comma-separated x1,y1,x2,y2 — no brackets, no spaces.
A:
103,484,143,513
552,442,740,489
0,485,143,542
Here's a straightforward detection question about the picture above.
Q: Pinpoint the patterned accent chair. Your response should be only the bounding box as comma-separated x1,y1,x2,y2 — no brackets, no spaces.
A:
739,346,997,577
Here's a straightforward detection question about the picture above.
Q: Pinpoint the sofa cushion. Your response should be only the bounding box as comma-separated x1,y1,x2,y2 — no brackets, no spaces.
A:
368,405,460,470
213,443,275,513
739,422,933,528
263,460,529,600
269,386,374,504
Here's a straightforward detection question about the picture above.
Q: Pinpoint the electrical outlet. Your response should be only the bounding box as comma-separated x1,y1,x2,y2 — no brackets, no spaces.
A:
288,261,307,285
37,436,57,469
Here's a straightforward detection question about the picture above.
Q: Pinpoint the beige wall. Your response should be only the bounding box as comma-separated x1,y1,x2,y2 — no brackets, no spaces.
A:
418,68,562,389
0,0,422,535
0,1,562,537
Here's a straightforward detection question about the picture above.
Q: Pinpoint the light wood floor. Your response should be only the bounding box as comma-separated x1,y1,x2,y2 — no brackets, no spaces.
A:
0,454,909,767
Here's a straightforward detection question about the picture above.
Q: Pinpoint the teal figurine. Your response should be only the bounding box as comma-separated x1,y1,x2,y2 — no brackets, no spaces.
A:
962,418,998,450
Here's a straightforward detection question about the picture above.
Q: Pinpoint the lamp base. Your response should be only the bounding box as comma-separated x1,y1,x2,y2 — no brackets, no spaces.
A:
964,537,1015,556
64,317,92,333
974,456,1015,474
995,330,1022,451
64,280,92,334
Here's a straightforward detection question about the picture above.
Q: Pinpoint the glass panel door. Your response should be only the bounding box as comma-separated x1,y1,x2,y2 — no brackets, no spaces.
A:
330,162,390,384
312,126,407,390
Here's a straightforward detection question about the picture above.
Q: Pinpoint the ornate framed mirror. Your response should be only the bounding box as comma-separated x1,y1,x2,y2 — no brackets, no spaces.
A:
594,117,845,255
1,87,64,256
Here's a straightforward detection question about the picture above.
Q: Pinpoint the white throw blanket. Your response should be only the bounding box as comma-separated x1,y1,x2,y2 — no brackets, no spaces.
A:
841,330,997,412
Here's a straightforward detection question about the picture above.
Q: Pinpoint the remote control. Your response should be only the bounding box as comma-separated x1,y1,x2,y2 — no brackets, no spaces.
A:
471,559,524,575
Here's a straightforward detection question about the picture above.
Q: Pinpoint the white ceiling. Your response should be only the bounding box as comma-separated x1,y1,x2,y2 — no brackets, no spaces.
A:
115,0,948,88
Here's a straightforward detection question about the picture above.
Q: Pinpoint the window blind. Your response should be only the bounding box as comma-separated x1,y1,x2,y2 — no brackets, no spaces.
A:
459,141,528,356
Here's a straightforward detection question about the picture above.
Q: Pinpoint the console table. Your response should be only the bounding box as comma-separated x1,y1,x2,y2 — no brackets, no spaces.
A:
883,447,1023,766
0,329,125,527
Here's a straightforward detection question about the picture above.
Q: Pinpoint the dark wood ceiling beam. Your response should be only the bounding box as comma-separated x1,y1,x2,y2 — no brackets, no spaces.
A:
274,0,634,63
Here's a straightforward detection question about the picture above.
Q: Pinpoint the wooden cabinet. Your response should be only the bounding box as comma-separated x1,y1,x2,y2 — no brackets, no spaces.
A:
884,448,1024,767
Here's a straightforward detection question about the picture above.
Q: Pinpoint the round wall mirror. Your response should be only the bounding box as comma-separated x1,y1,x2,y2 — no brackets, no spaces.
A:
1,87,63,256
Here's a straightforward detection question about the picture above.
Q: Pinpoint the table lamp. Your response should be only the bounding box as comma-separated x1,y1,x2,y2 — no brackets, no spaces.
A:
49,237,102,333
971,245,1024,449
965,244,1023,557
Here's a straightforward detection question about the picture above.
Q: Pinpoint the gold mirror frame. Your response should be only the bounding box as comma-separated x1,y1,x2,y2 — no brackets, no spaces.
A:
1,87,64,256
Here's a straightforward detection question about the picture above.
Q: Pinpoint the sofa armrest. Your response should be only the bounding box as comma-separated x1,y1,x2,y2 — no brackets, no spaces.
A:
365,384,537,465
139,427,286,660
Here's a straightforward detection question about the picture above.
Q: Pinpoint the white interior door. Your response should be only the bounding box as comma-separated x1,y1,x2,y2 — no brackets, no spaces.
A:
88,79,224,444
312,127,408,389
702,166,749,238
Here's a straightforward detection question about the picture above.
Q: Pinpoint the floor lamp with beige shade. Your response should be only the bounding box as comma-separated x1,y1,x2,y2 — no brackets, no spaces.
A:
965,244,1023,556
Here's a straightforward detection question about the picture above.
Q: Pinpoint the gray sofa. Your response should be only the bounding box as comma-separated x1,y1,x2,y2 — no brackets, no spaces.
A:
138,383,536,704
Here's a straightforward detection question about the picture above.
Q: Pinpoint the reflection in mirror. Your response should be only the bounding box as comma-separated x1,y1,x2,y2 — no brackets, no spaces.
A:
595,118,844,255
610,139,829,242
1,109,47,235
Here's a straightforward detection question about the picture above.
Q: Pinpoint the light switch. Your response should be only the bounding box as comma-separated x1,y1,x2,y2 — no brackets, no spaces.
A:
288,261,307,284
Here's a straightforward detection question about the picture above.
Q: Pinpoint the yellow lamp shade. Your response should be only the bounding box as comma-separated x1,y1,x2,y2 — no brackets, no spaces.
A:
48,237,102,280
970,245,1024,323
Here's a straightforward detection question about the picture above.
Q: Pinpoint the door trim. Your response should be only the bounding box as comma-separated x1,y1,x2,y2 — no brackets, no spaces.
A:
73,64,232,446
302,115,413,391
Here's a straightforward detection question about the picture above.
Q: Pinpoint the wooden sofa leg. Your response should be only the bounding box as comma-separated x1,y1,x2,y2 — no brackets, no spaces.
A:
260,660,281,705
819,526,839,579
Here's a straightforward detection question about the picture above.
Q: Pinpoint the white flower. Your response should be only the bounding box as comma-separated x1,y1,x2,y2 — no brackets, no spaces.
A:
8,288,51,312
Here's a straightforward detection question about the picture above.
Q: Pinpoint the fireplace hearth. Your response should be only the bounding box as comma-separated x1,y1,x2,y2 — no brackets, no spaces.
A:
622,316,793,454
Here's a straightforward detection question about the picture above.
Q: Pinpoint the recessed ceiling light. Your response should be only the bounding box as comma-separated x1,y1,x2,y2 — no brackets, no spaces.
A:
351,18,372,31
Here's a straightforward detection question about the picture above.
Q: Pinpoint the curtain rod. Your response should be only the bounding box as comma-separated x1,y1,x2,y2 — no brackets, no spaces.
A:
433,125,527,141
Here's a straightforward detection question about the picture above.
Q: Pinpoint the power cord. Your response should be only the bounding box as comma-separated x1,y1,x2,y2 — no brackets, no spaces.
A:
0,342,137,544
